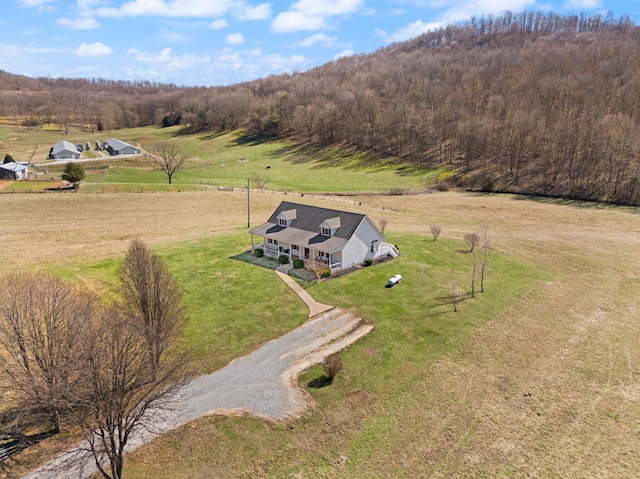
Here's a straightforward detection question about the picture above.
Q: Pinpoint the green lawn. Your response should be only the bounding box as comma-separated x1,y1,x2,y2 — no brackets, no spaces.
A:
51,231,309,374
52,230,545,379
107,235,550,478
95,129,437,193
49,228,548,478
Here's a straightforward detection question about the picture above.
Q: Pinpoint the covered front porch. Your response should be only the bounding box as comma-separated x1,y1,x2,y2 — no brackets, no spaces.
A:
251,235,343,271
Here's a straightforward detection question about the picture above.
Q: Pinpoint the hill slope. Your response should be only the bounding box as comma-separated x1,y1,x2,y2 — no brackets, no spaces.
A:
2,11,639,204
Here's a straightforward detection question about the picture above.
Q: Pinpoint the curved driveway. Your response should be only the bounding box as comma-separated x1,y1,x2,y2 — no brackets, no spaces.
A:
24,273,372,479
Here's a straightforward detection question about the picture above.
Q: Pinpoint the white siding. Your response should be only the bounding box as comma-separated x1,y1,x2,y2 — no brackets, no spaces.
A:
341,217,384,269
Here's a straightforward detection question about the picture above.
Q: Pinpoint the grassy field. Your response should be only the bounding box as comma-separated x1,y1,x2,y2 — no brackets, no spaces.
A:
0,123,435,194
2,188,640,478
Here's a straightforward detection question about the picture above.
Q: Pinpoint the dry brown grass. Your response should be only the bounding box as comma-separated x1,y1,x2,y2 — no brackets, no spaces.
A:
2,190,640,478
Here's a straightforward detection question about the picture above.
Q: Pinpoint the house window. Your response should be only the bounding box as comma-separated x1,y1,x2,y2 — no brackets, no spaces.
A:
321,227,331,236
371,240,379,253
292,244,299,251
268,238,278,245
279,218,287,227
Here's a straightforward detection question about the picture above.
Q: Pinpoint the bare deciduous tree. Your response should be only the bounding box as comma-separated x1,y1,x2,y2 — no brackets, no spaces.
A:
449,278,463,313
379,218,388,234
471,248,479,298
431,224,442,242
448,268,465,313
147,141,188,185
463,232,480,252
78,305,190,479
0,273,95,434
480,229,490,293
307,257,330,280
119,239,187,377
250,173,271,190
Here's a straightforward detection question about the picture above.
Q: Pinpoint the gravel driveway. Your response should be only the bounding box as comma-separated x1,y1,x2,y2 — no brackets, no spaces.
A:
24,308,372,479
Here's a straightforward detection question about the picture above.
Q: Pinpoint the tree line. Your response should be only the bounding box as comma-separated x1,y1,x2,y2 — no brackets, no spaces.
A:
0,240,190,479
2,11,640,204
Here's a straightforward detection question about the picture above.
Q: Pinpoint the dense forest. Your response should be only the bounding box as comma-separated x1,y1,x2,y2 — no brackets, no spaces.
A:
2,11,640,205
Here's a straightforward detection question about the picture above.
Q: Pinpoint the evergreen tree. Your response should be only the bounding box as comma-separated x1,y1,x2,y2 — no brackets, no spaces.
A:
61,162,85,188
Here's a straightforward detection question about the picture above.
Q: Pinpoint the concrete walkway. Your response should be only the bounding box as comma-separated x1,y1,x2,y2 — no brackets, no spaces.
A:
274,268,333,318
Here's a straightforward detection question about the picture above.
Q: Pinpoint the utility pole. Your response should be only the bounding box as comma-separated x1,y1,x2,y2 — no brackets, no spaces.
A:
247,178,250,228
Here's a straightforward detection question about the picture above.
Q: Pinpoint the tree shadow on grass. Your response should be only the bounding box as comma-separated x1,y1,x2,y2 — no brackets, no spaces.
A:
264,143,432,177
0,430,55,462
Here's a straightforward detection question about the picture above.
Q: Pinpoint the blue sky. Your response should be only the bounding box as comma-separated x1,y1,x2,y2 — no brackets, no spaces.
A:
1,0,638,87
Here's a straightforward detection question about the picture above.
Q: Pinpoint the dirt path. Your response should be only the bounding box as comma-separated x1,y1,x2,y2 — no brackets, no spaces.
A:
24,304,372,478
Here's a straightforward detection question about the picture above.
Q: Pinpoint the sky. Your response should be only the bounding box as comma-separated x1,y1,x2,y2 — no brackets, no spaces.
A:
1,0,639,87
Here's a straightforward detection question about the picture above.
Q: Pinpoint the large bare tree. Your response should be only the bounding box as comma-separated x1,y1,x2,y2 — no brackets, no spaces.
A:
147,141,188,184
119,239,187,376
0,273,95,434
78,305,190,479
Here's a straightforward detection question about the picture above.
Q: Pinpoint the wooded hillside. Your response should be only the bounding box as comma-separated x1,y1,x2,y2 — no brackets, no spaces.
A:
2,11,640,204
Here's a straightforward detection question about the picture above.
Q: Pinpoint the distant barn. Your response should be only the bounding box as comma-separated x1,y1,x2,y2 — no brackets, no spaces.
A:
103,138,141,156
49,140,81,160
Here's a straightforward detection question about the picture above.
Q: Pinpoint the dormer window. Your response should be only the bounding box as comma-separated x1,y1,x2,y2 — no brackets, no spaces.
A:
277,208,297,227
320,217,341,237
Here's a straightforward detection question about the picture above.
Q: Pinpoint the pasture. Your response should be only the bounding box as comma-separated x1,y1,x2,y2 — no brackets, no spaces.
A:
0,123,434,193
2,187,639,478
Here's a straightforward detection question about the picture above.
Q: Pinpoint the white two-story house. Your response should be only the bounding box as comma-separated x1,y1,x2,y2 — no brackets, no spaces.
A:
250,201,397,273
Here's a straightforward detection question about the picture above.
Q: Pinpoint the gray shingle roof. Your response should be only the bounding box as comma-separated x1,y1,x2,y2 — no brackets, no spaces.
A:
250,201,369,252
279,209,297,221
322,217,341,229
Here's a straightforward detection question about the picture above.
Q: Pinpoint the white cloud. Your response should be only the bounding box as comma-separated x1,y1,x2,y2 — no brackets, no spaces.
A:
56,0,102,30
377,0,536,44
126,47,211,70
213,47,309,75
299,33,338,47
209,18,228,29
334,49,354,59
437,0,536,24
272,0,364,33
18,0,53,7
564,0,602,8
272,11,327,32
160,30,191,44
97,0,241,18
378,19,445,43
225,32,245,44
289,0,363,16
233,2,271,20
57,17,101,30
75,42,112,57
